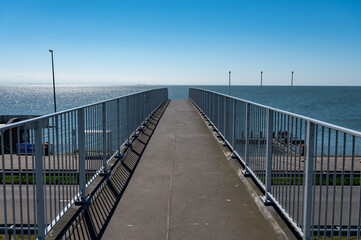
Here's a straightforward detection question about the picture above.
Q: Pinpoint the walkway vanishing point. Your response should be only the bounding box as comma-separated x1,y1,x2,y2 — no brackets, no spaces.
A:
61,100,284,240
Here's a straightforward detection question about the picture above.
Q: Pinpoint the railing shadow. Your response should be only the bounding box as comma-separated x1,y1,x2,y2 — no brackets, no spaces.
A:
55,100,170,240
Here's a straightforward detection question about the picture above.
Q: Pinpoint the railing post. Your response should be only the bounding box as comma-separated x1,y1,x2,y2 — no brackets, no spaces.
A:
223,97,226,137
101,102,108,174
117,99,121,154
243,103,250,175
303,121,315,240
232,99,236,148
34,121,45,239
217,95,220,128
262,109,273,204
77,108,87,202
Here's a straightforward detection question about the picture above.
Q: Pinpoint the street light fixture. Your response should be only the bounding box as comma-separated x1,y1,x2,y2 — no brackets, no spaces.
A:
49,49,57,113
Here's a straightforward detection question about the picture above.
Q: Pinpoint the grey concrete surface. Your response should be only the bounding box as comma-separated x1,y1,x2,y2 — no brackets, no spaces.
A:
101,99,280,240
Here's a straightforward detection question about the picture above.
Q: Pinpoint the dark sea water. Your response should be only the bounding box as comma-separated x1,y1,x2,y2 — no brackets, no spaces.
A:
0,85,360,132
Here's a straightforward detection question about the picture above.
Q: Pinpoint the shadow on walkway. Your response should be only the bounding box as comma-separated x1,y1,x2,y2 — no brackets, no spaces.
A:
56,101,170,240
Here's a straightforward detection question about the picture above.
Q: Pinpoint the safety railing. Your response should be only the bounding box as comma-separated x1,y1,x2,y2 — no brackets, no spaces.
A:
189,88,361,240
0,88,168,239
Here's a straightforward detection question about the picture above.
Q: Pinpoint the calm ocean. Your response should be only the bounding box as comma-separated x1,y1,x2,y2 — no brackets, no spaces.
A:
0,85,360,132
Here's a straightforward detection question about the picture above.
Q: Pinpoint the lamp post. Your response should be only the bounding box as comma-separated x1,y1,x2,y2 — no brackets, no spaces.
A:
49,50,57,113
290,71,294,112
228,71,231,95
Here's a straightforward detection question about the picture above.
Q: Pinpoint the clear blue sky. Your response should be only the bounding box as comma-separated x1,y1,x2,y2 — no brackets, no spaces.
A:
0,0,360,85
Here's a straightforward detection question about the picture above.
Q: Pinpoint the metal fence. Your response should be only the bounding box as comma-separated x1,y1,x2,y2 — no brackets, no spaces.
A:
0,88,168,239
189,88,361,240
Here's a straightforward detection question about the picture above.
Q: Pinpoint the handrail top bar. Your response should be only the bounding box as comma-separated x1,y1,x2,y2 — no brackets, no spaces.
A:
190,88,361,138
0,88,168,131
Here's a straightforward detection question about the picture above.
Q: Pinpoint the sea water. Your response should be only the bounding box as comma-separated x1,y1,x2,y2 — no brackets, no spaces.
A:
0,85,360,132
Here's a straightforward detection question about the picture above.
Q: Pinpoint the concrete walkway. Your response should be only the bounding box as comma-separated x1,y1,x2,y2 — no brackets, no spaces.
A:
101,99,279,240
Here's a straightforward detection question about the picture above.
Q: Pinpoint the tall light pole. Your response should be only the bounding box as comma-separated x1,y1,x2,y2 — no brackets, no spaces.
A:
290,71,294,112
260,71,263,104
49,50,57,113
228,71,231,95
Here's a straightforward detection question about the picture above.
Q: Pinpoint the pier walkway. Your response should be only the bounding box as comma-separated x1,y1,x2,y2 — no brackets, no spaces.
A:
99,99,279,240
3,88,361,240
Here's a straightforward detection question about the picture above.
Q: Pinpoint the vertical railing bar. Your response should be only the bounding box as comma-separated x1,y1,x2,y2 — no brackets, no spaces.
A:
102,102,107,172
330,130,338,239
1,130,8,239
231,98,234,147
271,112,276,195
250,106,254,170
42,122,48,228
90,106,93,173
71,111,76,200
47,120,52,224
279,113,284,204
275,112,279,200
278,112,283,202
97,104,101,171
260,108,264,181
256,107,259,172
252,106,256,171
302,120,308,226
297,119,303,225
10,129,17,238
17,128,24,239
281,114,286,207
346,136,355,240
65,113,69,207
285,115,290,212
263,109,273,203
289,116,294,217
55,115,60,215
217,95,220,130
84,108,88,183
323,128,331,239
117,99,121,154
223,97,226,138
85,108,88,178
357,141,361,240
60,115,65,210
94,105,97,172
260,107,263,176
302,121,315,240
78,108,86,201
69,112,73,200
263,108,267,182
292,117,298,220
31,127,37,237
288,115,292,214
245,103,250,173
51,116,56,218
35,121,45,239
311,124,318,239
25,125,31,239
70,112,74,201
338,133,346,240
316,126,325,240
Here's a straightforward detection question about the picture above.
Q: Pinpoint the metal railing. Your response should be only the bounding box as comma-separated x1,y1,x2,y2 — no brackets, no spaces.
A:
189,88,361,240
0,88,168,239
